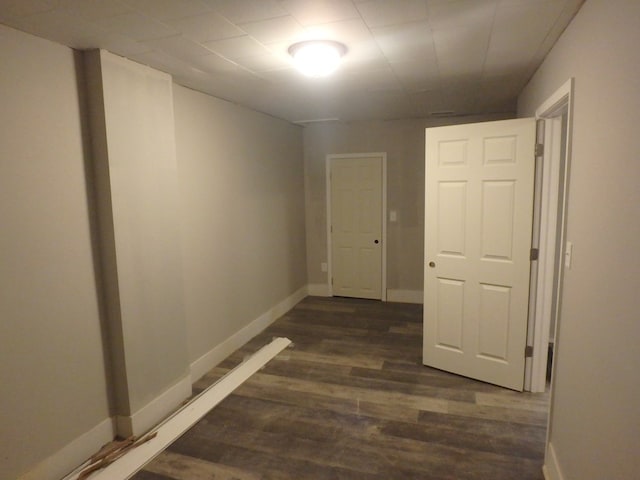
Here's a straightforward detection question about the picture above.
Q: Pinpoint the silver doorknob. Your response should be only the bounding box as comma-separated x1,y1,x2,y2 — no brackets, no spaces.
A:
428,261,436,268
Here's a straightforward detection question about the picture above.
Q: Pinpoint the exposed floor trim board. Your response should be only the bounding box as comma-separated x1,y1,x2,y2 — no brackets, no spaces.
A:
387,289,423,304
189,286,306,383
63,337,292,480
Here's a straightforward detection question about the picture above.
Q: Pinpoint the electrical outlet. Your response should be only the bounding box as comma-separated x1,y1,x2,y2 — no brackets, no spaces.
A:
389,210,397,222
321,262,328,272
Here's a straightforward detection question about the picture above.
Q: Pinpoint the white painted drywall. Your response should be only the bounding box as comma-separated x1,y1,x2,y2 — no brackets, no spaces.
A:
519,1,640,478
172,85,307,366
0,27,111,479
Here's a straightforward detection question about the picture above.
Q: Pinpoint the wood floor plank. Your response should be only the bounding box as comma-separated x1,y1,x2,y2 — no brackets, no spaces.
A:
144,451,261,480
132,297,549,480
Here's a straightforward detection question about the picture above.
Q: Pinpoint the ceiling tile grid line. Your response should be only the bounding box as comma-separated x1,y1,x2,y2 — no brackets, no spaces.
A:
0,0,585,122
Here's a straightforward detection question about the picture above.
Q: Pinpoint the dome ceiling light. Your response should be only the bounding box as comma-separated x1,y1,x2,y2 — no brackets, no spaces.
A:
288,40,347,78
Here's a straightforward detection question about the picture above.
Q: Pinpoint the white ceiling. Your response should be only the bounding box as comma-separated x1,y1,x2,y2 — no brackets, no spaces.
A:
0,0,584,123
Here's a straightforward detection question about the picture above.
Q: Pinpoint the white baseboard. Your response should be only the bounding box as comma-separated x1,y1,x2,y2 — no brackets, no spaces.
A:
307,283,330,297
543,442,564,480
19,417,115,480
116,374,192,438
64,338,292,480
387,289,423,304
189,285,307,383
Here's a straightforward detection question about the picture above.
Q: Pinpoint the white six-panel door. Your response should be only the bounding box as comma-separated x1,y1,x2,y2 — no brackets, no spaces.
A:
330,156,383,300
423,118,536,391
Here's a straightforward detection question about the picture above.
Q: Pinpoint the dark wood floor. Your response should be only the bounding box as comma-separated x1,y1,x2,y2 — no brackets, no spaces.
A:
132,296,549,480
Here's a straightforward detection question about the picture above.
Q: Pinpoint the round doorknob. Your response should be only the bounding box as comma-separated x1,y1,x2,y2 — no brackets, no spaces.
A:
428,261,436,268
374,239,379,244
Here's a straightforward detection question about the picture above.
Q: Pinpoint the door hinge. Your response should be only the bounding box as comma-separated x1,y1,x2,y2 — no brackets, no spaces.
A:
530,248,539,261
331,277,334,285
535,143,544,157
525,345,534,358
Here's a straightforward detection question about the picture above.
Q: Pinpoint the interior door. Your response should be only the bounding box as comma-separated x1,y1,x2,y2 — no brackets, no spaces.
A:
423,118,536,391
330,155,382,300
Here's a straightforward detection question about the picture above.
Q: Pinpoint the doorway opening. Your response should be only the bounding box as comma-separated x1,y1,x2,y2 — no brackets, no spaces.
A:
525,78,574,393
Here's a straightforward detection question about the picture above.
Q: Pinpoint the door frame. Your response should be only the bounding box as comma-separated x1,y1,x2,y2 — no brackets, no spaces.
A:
326,152,387,300
525,78,574,392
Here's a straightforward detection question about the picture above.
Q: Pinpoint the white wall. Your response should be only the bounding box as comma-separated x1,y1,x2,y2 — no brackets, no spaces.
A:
303,115,511,296
173,85,307,368
518,1,640,478
0,27,111,479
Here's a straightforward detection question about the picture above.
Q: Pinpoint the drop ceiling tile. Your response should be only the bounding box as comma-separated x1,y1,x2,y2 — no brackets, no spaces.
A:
164,12,245,42
240,15,306,45
304,18,371,44
204,0,288,24
426,0,498,30
100,33,154,56
390,60,440,92
189,53,244,74
280,0,360,26
433,27,489,60
129,49,201,77
371,21,436,62
355,0,428,28
142,35,215,60
57,0,133,21
203,35,270,60
3,9,107,49
95,12,178,41
234,53,291,72
488,1,565,55
340,65,402,93
482,53,532,77
258,67,302,85
0,0,56,18
121,0,211,21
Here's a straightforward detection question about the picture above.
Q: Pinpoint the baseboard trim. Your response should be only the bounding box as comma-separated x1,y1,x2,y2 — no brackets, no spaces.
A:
307,283,330,297
543,442,564,480
64,338,292,480
189,285,307,383
19,417,115,480
387,289,423,304
116,374,192,438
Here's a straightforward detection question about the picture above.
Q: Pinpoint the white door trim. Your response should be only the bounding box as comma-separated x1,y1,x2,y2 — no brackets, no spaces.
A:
326,152,387,301
527,78,574,393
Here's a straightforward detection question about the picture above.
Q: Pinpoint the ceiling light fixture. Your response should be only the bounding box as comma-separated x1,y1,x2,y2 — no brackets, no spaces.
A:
288,40,347,78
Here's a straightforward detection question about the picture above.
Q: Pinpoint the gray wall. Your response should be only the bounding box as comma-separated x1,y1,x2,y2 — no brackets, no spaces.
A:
173,84,307,365
303,115,512,294
0,27,307,480
85,50,191,435
518,0,640,478
0,27,111,479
